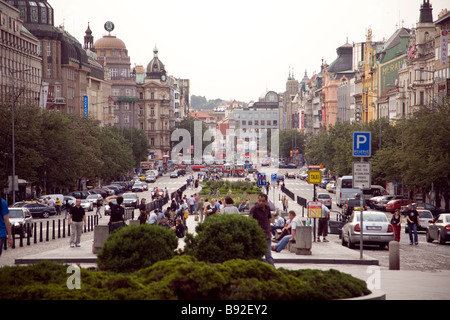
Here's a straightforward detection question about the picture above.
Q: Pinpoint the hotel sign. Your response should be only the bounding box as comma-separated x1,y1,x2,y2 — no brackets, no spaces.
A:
441,30,448,66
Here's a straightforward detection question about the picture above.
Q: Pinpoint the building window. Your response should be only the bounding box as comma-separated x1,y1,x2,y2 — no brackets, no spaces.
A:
114,115,119,124
124,114,130,124
30,2,38,23
110,68,118,78
151,122,155,131
151,92,155,100
150,107,155,115
47,65,52,78
124,103,129,110
47,42,51,57
150,138,155,146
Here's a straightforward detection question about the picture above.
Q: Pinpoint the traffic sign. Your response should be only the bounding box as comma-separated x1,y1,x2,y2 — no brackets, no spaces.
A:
308,201,323,218
308,170,322,185
257,173,267,187
271,173,277,182
353,132,371,157
353,162,372,189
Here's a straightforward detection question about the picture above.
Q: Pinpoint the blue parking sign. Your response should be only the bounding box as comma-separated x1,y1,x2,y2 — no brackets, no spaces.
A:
353,132,371,157
271,173,277,182
257,173,267,187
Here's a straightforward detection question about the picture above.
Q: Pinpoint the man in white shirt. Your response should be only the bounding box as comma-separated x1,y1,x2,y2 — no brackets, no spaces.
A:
148,210,158,225
271,211,303,252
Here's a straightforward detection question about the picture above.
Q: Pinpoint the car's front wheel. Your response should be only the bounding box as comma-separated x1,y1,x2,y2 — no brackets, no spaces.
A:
42,211,50,218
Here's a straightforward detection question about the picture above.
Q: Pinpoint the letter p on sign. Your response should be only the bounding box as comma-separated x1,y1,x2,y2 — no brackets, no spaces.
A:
353,132,371,158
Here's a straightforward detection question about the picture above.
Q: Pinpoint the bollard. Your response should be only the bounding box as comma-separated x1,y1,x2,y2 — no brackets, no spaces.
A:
46,221,49,241
33,222,37,244
389,241,400,270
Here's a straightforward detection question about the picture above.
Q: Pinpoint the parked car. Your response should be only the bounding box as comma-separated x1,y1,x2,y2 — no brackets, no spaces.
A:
386,198,412,213
122,193,139,209
319,178,332,189
79,199,93,211
317,193,332,209
132,182,146,192
88,188,108,198
170,171,179,178
103,185,121,195
12,202,56,219
66,191,91,199
374,195,405,211
286,172,296,179
341,211,395,249
8,207,33,237
405,209,433,233
326,181,336,193
342,198,366,216
86,194,103,206
177,169,186,176
426,213,450,244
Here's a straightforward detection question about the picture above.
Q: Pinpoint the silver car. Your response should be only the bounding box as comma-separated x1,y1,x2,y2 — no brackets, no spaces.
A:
8,207,33,237
80,199,94,211
341,211,394,249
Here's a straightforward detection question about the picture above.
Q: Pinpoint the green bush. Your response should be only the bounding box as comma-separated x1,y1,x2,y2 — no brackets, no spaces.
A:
0,258,371,300
184,214,267,263
97,224,179,273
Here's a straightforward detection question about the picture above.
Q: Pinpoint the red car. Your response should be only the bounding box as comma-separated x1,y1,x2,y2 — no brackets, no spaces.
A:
386,198,411,212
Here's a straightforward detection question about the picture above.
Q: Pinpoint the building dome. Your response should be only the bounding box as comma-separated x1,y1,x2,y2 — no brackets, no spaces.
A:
146,46,166,78
94,35,127,50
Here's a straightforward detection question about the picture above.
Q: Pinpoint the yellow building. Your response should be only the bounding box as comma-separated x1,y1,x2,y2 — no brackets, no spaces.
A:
361,28,379,123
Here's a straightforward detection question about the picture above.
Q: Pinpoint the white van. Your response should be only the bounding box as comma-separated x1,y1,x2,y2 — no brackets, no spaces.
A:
335,176,360,207
38,194,64,206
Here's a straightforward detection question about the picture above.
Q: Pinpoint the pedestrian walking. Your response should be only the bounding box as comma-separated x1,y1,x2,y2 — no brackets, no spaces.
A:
0,197,13,256
95,196,103,218
249,193,275,266
55,197,62,216
222,197,240,214
391,209,402,242
68,199,86,247
406,204,420,245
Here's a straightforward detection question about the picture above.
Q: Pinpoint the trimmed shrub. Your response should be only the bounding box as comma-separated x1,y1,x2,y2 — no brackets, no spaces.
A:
0,258,371,300
97,224,178,273
184,214,267,263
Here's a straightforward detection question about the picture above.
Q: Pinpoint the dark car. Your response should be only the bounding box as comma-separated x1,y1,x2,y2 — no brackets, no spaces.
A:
277,174,285,182
88,188,108,198
342,198,366,216
177,169,186,176
12,202,57,219
8,207,33,237
413,203,445,217
103,185,121,195
66,191,91,199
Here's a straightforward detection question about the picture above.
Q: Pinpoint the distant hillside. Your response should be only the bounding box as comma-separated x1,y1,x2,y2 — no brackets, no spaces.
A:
190,95,223,110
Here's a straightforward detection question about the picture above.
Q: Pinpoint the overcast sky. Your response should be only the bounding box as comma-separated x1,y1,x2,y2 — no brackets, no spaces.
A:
51,0,449,103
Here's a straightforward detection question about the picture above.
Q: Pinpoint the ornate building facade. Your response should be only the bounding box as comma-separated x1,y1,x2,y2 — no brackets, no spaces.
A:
0,0,41,105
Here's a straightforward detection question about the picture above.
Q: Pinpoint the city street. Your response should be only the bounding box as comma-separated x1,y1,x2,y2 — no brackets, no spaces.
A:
2,167,449,272
256,167,450,271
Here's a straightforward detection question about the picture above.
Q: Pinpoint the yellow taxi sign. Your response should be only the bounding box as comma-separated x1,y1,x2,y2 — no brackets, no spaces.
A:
308,170,322,184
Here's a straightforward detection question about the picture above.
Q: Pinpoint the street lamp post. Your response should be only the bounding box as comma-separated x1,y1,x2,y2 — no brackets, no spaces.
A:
10,68,31,204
